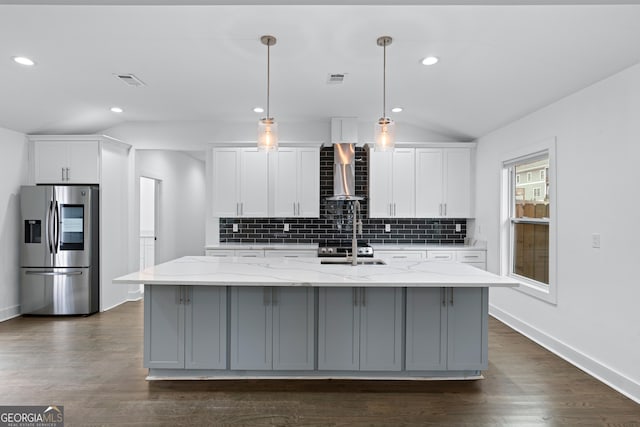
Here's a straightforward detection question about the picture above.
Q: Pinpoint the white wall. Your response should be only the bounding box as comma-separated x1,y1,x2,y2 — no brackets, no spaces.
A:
0,127,28,321
135,150,206,265
475,63,640,403
105,119,462,151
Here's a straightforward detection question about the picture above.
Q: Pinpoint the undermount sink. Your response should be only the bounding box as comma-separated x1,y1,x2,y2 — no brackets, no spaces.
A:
320,258,387,266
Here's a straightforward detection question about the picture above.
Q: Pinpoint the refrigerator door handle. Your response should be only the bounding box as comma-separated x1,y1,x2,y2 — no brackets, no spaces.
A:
25,270,83,276
47,200,54,254
53,201,60,253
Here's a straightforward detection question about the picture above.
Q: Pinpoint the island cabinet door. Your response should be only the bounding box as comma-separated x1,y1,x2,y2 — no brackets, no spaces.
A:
230,287,273,370
318,287,360,371
446,287,488,371
184,286,227,369
272,288,315,370
405,288,447,371
144,285,185,369
359,288,403,371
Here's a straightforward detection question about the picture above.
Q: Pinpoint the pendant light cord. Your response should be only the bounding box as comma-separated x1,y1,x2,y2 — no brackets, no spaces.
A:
383,42,386,119
267,42,270,119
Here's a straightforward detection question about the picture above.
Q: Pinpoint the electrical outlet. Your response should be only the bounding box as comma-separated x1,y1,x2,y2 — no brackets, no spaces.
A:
284,223,290,232
592,233,600,248
455,224,461,232
232,224,239,233
385,224,391,232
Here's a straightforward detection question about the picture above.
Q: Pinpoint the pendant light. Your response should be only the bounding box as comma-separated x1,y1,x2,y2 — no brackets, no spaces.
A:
374,36,395,152
257,35,278,151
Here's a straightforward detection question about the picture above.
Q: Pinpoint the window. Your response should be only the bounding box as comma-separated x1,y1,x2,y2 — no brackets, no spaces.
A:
516,174,520,184
540,169,545,181
501,138,556,304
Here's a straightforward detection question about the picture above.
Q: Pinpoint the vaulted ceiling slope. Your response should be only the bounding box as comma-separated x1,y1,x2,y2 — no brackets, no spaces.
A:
1,3,640,140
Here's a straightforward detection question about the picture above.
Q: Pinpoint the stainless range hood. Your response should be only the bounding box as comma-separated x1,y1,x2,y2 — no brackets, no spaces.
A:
327,143,363,201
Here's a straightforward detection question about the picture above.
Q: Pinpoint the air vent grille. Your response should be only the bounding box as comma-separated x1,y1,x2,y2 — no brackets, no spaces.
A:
115,74,146,87
327,73,346,84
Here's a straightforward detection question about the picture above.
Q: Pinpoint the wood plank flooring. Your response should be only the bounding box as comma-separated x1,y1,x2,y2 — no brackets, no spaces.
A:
0,300,638,426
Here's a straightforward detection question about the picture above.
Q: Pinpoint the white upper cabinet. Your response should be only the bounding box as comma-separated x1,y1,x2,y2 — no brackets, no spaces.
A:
416,148,472,218
33,140,100,184
271,147,319,218
211,147,268,217
369,148,415,218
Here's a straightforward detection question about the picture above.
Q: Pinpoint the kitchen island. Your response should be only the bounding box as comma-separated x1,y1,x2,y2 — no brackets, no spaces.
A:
114,256,518,380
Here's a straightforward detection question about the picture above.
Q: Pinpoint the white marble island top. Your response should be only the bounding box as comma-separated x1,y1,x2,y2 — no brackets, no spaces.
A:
114,256,519,288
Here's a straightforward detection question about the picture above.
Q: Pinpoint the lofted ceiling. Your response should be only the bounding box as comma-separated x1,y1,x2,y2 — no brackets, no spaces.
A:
1,2,640,141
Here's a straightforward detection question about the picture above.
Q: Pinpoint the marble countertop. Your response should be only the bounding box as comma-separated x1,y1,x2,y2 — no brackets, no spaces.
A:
370,243,486,251
113,256,518,288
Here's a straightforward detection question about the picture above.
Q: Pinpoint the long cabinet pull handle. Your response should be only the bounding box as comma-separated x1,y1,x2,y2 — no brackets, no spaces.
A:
444,203,447,216
185,287,191,305
61,167,65,181
177,287,182,304
66,167,70,181
442,288,446,307
293,202,296,216
450,288,454,306
25,271,83,276
297,202,300,216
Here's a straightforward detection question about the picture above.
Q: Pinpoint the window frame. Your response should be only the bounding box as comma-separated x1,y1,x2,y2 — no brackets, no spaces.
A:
500,137,557,304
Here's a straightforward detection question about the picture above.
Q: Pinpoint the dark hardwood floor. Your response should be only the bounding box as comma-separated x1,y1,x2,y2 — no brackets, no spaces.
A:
0,300,638,426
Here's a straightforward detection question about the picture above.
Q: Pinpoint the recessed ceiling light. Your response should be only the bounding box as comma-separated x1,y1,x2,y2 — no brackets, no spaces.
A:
421,56,439,66
391,107,403,113
12,56,35,66
253,107,264,113
110,107,124,113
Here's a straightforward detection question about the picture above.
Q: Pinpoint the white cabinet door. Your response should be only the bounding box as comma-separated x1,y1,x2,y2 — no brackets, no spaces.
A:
34,141,69,183
370,149,415,218
240,148,269,217
272,147,319,218
406,287,447,370
415,148,471,218
446,287,488,370
359,288,403,371
34,140,100,184
211,148,240,217
444,148,472,218
144,285,185,369
297,148,320,217
369,150,393,218
185,286,227,369
415,148,444,217
272,287,315,370
392,148,416,218
272,148,298,217
67,141,100,183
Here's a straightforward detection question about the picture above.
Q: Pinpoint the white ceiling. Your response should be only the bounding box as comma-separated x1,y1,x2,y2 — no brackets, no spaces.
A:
2,2,640,140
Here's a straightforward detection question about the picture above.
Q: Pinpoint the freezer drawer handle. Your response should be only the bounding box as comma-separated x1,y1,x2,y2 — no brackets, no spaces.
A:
25,271,83,276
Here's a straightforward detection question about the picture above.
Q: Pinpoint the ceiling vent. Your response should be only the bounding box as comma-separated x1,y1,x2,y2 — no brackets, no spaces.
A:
115,74,146,87
327,73,346,84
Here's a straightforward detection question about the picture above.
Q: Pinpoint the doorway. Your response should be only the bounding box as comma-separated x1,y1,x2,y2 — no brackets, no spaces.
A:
139,176,160,271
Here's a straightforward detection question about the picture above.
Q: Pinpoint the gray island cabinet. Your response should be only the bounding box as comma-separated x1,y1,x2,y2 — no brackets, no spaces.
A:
114,256,518,380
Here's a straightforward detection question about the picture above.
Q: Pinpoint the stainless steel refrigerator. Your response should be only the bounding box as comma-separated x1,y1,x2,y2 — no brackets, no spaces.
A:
20,185,99,315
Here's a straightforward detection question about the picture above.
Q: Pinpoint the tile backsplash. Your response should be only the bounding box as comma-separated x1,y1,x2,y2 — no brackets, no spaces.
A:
220,146,467,245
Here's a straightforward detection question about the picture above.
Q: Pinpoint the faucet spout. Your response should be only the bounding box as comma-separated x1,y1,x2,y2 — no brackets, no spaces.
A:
352,200,361,266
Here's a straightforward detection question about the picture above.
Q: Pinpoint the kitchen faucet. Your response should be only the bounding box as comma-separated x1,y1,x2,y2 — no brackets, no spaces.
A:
351,200,362,266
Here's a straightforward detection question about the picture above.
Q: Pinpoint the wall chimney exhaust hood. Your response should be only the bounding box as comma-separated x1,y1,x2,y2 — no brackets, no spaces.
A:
327,143,363,201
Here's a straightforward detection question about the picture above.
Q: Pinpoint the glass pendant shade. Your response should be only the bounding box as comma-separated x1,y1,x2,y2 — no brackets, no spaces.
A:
374,117,395,151
257,117,278,151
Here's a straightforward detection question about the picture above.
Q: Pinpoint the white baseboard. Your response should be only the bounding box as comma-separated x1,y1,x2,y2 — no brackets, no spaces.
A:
489,304,640,405
0,304,21,322
127,288,143,301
